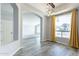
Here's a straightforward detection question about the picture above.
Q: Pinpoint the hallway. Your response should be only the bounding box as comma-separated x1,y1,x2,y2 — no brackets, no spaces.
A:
14,38,79,56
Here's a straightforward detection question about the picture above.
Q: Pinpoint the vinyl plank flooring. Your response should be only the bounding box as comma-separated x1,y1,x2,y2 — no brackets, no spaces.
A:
14,38,79,56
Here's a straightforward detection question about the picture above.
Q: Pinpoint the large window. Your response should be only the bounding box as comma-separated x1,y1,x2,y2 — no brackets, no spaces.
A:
56,12,72,38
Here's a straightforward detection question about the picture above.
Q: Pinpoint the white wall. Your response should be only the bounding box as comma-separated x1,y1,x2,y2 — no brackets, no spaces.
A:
43,16,51,41
23,25,35,36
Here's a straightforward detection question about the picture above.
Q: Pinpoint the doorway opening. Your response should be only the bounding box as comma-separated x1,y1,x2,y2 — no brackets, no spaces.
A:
22,13,42,47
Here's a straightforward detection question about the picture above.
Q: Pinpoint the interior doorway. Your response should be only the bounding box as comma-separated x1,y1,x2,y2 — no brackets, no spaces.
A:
22,13,42,47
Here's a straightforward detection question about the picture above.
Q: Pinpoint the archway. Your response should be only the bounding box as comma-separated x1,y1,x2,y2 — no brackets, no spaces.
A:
22,12,42,47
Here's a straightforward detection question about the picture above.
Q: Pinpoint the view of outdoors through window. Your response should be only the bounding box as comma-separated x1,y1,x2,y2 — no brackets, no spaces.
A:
56,12,72,38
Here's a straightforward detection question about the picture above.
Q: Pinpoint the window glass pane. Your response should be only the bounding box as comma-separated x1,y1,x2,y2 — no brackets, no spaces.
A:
56,12,71,38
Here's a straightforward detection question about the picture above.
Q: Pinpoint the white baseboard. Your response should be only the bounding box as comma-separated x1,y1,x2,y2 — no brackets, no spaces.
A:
10,47,22,56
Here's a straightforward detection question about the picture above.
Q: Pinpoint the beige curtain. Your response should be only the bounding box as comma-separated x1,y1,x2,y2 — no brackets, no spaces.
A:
69,9,79,48
51,16,56,42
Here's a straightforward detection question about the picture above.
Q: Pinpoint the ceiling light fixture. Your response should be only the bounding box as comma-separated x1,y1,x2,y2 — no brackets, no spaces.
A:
46,3,55,16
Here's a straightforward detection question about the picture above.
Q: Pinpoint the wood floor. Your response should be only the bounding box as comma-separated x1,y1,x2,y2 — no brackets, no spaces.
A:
14,37,79,56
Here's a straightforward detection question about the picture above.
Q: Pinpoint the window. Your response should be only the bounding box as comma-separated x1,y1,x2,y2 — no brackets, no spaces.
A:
56,12,72,38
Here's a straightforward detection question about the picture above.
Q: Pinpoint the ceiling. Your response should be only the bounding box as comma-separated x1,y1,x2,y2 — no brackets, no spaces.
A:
27,3,79,16
27,3,63,15
28,3,62,13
